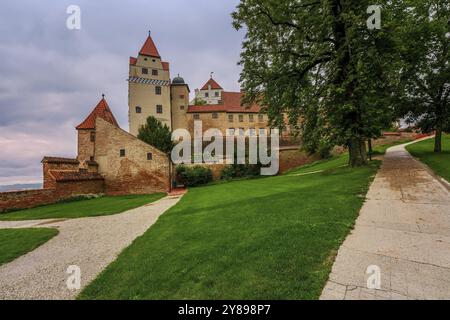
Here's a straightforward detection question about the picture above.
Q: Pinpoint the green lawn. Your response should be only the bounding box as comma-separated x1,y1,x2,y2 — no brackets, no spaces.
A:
79,156,380,300
0,193,166,221
0,228,58,266
406,134,450,182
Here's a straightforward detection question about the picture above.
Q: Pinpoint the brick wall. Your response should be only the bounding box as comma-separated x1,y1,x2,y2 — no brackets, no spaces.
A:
94,117,170,195
0,178,104,213
42,160,79,189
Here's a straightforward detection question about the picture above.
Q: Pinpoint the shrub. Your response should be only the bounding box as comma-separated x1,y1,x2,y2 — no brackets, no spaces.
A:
176,165,213,187
220,163,261,180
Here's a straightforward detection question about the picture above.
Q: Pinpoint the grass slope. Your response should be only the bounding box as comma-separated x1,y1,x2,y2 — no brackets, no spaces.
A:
0,193,166,221
80,155,379,300
406,134,450,182
0,228,58,266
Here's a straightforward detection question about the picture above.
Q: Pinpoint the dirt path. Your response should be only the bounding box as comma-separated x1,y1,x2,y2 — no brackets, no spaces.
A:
0,194,183,299
321,139,450,300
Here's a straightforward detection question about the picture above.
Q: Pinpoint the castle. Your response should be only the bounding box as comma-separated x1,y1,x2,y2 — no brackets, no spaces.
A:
0,32,286,212
128,32,274,138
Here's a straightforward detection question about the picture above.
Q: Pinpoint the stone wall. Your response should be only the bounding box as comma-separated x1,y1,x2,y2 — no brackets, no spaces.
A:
42,158,79,189
94,117,171,195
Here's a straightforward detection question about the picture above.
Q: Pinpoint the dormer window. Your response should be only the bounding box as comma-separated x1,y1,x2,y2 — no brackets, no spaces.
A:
215,92,219,97
205,92,209,98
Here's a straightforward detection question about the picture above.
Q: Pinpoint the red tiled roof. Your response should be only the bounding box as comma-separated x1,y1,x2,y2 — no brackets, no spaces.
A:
49,170,104,182
200,78,223,90
41,157,79,164
162,61,169,71
139,35,161,58
130,56,137,65
188,91,261,113
76,98,119,130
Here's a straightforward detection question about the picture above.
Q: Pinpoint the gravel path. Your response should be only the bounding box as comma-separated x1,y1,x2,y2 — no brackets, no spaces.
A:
321,138,450,300
0,194,183,299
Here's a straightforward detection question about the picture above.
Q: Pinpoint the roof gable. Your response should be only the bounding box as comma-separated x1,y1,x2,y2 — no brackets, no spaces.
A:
188,91,261,113
200,78,223,90
76,98,119,130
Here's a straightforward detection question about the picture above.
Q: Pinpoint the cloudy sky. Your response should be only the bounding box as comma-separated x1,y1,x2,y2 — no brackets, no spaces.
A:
0,0,244,185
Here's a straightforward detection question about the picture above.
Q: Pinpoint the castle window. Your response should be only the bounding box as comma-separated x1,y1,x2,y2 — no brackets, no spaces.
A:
90,131,95,142
152,69,158,76
259,128,266,135
135,106,142,113
258,114,264,122
238,128,245,136
205,92,209,98
212,113,218,119
228,114,234,122
142,68,148,75
156,105,163,114
249,128,256,136
180,95,185,99
215,92,219,97
227,128,235,136
120,149,125,157
239,114,244,122
147,152,153,160
180,105,185,110
193,114,200,120
155,86,162,95
249,114,254,122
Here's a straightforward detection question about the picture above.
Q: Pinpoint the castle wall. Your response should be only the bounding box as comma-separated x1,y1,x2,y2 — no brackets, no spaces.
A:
170,84,189,131
94,117,170,195
77,129,95,163
42,159,79,189
0,179,104,213
129,55,171,135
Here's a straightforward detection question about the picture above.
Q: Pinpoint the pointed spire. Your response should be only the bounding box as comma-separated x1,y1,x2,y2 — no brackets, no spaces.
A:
76,97,119,130
139,31,161,58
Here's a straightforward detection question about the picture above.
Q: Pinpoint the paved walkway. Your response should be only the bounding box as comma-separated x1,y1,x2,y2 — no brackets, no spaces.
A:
0,194,183,299
321,139,450,300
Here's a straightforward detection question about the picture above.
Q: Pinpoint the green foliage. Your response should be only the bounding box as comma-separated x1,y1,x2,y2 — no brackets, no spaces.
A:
193,97,207,105
232,0,398,166
392,1,449,152
137,116,173,153
176,165,213,187
220,163,261,180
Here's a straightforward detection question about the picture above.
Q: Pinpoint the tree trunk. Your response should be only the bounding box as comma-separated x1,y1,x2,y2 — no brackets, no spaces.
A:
348,136,368,167
434,126,442,153
368,138,373,161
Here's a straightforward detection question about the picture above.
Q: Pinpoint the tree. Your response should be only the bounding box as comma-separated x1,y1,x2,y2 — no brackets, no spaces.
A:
394,0,449,152
137,116,173,153
232,0,396,166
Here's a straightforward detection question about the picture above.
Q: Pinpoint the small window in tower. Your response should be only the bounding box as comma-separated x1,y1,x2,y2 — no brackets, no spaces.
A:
239,114,244,122
155,86,162,95
228,114,234,122
180,105,185,110
152,59,156,62
142,68,148,75
212,113,218,119
179,95,185,99
90,131,95,142
90,156,94,161
215,92,219,97
156,105,163,114
135,106,142,113
147,152,153,160
193,114,200,120
152,69,158,76
205,92,209,98
120,149,125,157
